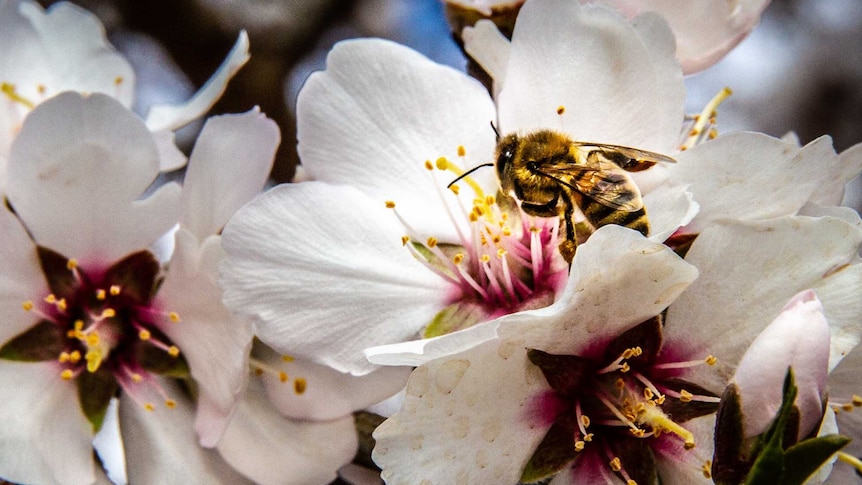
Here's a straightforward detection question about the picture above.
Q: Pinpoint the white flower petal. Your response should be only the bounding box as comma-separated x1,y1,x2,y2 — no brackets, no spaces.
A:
644,185,699,242
462,19,511,97
590,0,771,74
733,290,830,439
92,399,126,485
254,343,410,421
665,216,862,389
0,361,94,485
811,261,862,372
653,415,716,485
119,381,253,485
152,129,187,172
14,1,134,106
220,182,450,375
498,225,698,355
144,31,250,132
0,206,47,343
365,316,501,367
6,92,180,266
296,38,498,241
158,229,251,447
180,108,279,240
217,376,357,485
829,343,862,457
671,133,841,233
816,140,862,206
373,339,551,485
498,0,684,154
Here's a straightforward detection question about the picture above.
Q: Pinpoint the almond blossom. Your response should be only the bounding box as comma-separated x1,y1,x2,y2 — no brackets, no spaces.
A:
373,213,862,484
0,0,250,189
219,0,697,378
0,92,277,484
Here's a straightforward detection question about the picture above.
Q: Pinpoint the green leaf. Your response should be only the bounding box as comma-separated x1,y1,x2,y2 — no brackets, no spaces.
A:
0,320,65,361
781,434,851,485
744,368,799,485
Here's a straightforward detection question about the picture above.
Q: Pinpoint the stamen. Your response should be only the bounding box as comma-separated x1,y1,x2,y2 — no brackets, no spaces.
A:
681,87,732,150
294,378,307,394
838,453,862,474
702,460,713,479
636,404,695,449
652,355,716,370
1,82,35,109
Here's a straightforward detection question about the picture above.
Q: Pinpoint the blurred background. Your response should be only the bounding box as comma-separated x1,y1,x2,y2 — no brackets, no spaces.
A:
36,0,862,185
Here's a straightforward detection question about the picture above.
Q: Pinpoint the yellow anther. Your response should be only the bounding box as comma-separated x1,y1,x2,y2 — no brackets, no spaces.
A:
644,388,654,399
435,157,448,170
457,145,466,157
86,332,100,346
708,128,718,139
1,82,35,108
101,308,116,318
45,294,57,304
138,329,151,340
609,457,622,472
615,378,625,390
485,195,495,206
469,212,479,222
583,433,593,442
114,76,124,86
427,237,438,248
580,415,591,428
574,440,585,451
167,346,180,357
688,129,699,137
453,253,464,264
626,481,637,485
22,300,34,311
144,403,155,412
110,285,121,296
66,259,78,270
853,395,862,406
449,184,460,195
844,403,854,412
37,84,46,95
59,352,70,363
96,289,107,300
85,349,103,373
557,105,565,115
620,363,631,373
55,298,67,311
385,200,396,209
497,248,507,258
401,235,410,246
502,226,511,236
278,371,288,382
169,312,180,323
480,254,491,263
705,355,717,366
702,461,713,479
294,377,307,395
630,428,646,437
679,389,693,402
165,399,177,409
70,350,81,363
61,369,74,380
424,160,433,170
655,394,666,405
253,367,264,376
131,372,143,383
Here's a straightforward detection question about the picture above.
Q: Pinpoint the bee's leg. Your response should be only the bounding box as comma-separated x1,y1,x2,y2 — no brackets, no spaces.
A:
558,197,577,264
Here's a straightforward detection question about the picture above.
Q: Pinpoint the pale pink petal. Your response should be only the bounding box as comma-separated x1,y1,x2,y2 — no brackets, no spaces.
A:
498,225,698,355
0,206,46,343
373,339,551,484
144,31,250,132
733,290,830,439
671,133,842,233
5,92,180,266
180,108,278,240
119,380,253,485
254,343,410,421
588,0,771,74
216,377,357,485
654,415,716,485
13,1,134,106
665,216,862,391
220,182,450,375
158,229,252,447
0,361,94,485
498,0,684,154
296,38,498,241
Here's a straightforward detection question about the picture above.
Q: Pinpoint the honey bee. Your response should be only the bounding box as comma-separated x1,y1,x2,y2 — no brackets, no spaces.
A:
493,130,675,263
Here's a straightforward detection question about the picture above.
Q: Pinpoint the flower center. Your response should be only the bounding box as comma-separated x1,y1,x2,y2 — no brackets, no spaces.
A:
1,247,187,430
386,147,568,337
523,317,721,483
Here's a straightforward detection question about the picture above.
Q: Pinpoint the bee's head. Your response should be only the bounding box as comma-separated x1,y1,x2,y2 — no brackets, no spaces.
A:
495,133,520,183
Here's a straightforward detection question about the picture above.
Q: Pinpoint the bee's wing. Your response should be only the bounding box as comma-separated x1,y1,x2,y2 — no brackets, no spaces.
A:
575,142,676,172
536,158,644,211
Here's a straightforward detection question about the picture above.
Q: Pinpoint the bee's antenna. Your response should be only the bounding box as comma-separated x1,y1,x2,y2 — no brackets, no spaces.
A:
490,121,500,141
447,163,494,189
